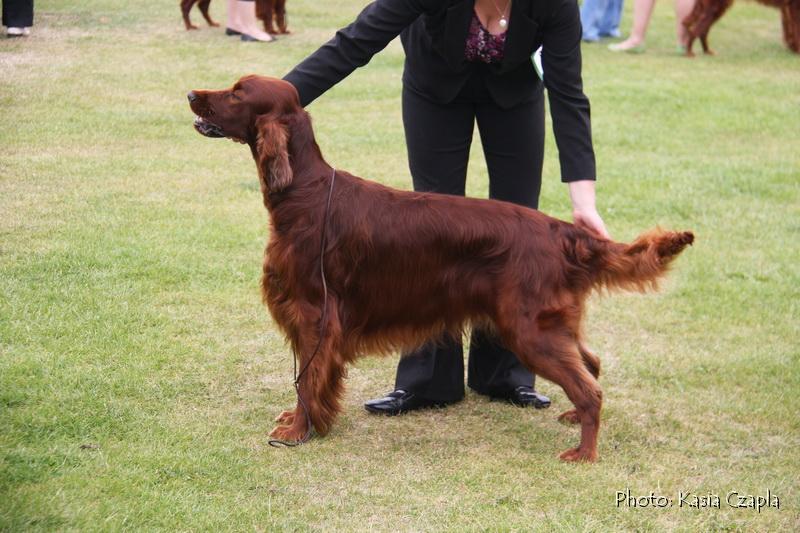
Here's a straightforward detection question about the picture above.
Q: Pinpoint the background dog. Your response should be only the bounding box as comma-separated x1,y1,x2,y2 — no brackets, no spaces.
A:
180,0,218,30
683,0,800,55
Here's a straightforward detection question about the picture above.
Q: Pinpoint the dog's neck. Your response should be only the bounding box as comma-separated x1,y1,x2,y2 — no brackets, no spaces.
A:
285,110,328,176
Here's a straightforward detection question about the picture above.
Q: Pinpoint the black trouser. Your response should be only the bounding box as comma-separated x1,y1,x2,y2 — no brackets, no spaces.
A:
2,0,33,28
395,68,545,403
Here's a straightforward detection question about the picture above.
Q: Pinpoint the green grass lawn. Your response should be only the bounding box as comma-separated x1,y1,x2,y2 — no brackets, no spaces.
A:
1,0,799,530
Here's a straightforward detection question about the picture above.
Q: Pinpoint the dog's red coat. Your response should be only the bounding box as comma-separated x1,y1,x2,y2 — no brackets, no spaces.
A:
189,75,694,462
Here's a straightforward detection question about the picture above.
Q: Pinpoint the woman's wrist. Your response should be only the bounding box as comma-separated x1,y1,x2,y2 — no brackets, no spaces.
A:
568,179,598,213
568,180,610,238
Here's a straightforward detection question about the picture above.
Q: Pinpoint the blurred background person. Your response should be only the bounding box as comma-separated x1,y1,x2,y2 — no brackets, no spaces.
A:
608,0,695,52
3,0,33,37
226,0,273,42
581,0,624,42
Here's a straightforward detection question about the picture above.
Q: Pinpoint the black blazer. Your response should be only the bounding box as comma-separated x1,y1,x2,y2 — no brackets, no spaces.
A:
283,0,595,182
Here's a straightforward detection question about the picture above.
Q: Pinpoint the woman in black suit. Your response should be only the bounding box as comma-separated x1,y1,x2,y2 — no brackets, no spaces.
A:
283,0,609,415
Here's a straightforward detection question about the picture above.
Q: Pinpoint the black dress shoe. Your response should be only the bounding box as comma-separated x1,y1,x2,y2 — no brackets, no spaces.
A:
225,27,241,36
505,386,551,409
364,390,444,416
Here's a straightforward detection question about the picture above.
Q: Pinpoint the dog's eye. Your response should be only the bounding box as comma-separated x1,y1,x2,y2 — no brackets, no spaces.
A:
230,91,242,101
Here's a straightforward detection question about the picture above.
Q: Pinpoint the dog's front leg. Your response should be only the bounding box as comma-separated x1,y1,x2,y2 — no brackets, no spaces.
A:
269,301,346,442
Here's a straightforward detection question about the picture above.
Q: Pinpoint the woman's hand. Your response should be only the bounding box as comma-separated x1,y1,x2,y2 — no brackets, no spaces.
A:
568,180,610,239
573,207,610,239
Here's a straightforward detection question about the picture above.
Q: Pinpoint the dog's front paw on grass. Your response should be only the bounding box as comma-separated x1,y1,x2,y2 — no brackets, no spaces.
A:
557,409,580,425
269,423,307,443
558,447,598,463
274,410,295,424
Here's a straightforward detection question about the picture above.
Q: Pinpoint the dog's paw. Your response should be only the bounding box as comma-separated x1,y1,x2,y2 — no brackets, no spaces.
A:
557,409,580,425
558,447,598,463
274,409,295,425
269,424,307,443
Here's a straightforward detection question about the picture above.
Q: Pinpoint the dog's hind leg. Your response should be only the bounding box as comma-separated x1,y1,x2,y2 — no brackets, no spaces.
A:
274,0,290,33
269,300,347,442
578,342,601,379
197,0,219,27
700,32,714,55
781,5,800,53
692,16,714,55
532,343,602,462
257,0,278,34
685,34,698,56
501,311,602,462
699,4,732,55
181,0,198,30
558,341,601,425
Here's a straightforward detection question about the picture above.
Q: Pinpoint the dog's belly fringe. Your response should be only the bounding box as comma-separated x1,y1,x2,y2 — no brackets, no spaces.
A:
339,315,496,359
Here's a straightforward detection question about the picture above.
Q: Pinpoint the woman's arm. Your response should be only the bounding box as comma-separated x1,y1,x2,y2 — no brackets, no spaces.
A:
540,0,595,183
283,0,437,107
541,0,607,237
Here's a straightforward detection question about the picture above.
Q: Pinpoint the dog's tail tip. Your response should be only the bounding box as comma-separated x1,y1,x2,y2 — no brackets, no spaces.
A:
657,230,695,259
593,228,693,293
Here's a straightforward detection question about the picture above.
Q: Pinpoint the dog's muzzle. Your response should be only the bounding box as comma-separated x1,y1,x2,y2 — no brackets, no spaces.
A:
193,115,226,138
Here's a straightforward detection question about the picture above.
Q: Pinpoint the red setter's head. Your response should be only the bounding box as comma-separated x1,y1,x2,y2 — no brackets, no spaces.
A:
188,75,303,192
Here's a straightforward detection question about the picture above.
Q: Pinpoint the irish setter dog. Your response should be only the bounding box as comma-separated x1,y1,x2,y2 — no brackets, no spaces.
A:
181,0,218,30
683,0,800,55
187,75,693,462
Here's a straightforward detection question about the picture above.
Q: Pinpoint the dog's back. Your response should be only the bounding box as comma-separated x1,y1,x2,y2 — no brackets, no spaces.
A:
266,168,693,360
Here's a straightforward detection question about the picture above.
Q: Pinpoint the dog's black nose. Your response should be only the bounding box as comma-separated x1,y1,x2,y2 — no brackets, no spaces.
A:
187,91,197,103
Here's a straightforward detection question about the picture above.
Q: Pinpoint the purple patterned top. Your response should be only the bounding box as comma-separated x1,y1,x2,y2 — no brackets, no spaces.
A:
464,12,507,64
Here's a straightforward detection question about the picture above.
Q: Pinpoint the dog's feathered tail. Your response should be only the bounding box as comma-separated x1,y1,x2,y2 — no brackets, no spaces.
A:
565,226,694,293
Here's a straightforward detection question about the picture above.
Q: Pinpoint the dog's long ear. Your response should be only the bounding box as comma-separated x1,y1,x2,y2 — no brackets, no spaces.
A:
255,114,292,192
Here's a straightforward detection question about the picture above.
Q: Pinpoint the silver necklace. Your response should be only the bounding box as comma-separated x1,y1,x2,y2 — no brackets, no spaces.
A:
491,0,510,29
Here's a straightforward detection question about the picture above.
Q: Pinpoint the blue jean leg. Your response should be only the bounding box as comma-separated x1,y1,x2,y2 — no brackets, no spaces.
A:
579,0,606,41
598,0,624,37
